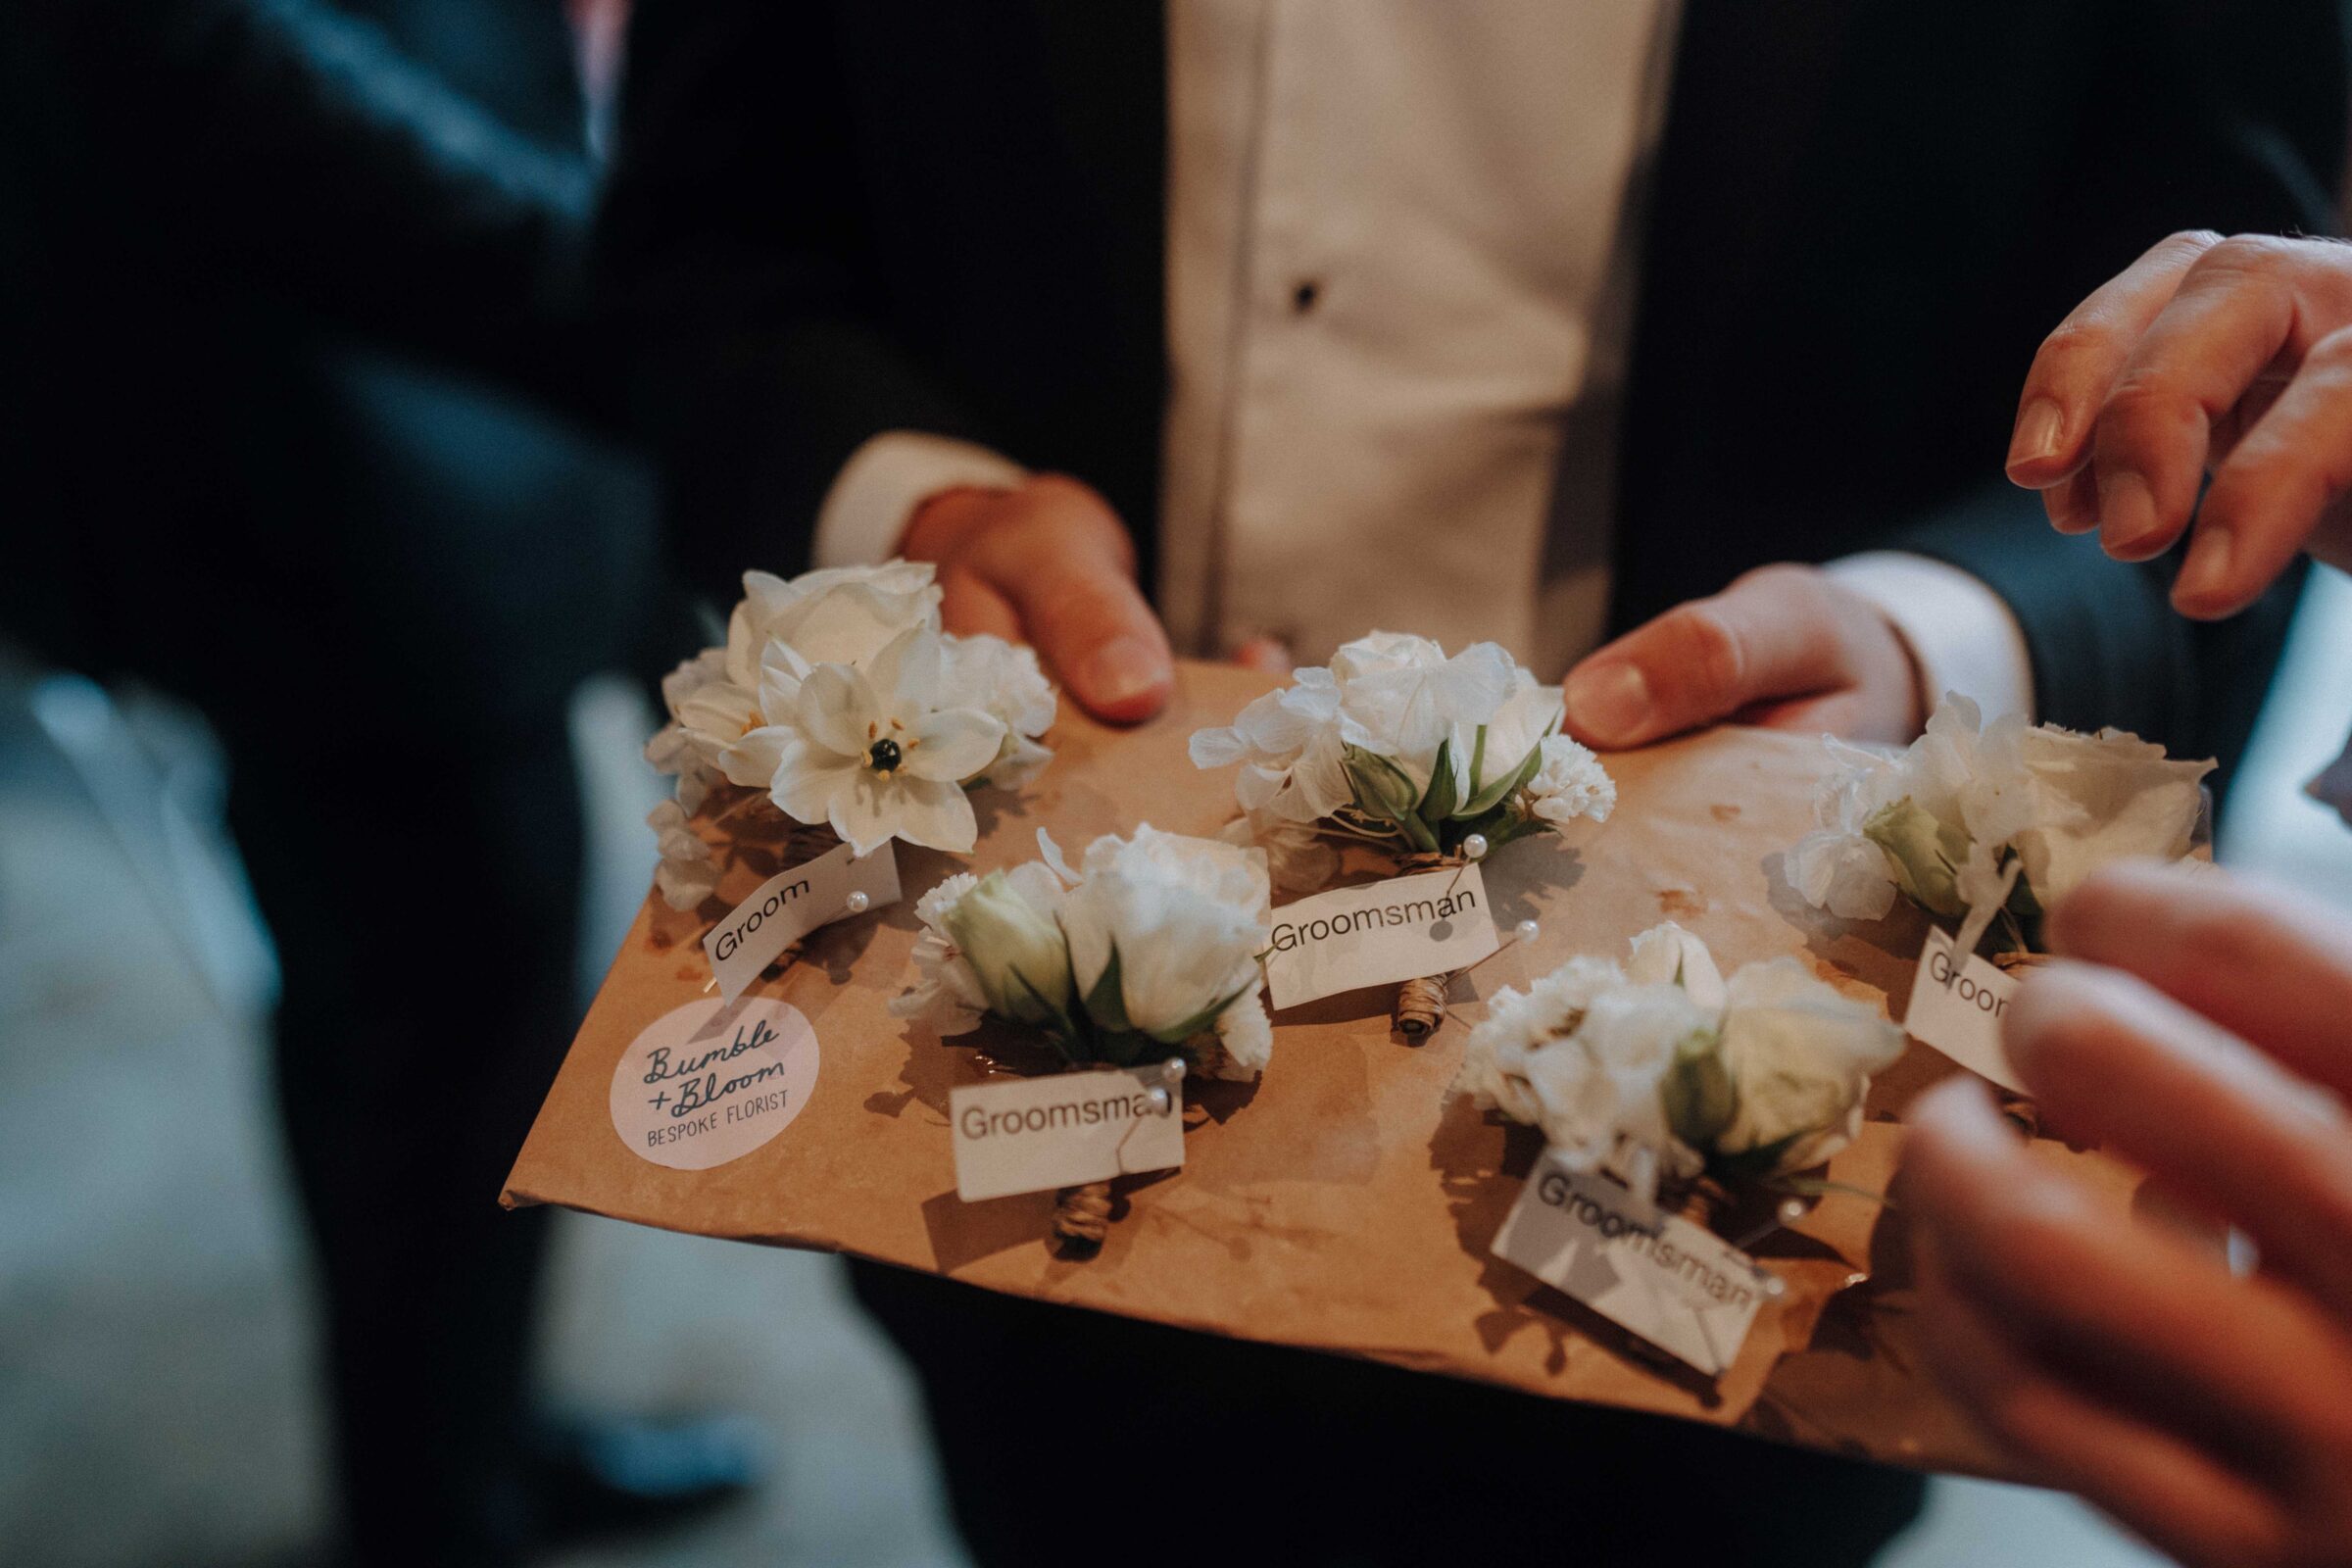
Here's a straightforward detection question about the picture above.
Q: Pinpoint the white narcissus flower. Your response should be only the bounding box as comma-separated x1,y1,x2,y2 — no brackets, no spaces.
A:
1058,824,1273,1074
761,626,1005,856
1187,667,1352,823
724,561,943,687
941,633,1058,790
1712,959,1904,1176
647,800,721,911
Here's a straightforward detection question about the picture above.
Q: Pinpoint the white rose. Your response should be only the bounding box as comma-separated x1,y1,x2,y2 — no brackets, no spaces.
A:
1521,982,1711,1183
1328,630,1447,683
2009,724,2211,903
1059,825,1271,1057
940,864,1074,1026
1624,920,1726,1008
1712,959,1903,1175
725,561,943,687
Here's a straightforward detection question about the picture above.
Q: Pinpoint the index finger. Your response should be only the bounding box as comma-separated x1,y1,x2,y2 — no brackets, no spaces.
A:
2007,230,2221,488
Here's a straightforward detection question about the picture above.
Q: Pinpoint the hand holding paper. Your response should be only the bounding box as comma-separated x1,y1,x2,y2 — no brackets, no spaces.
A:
1561,564,1926,749
904,473,1175,722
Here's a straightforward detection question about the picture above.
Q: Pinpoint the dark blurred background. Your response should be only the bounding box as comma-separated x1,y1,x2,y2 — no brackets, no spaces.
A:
3,2,2350,1564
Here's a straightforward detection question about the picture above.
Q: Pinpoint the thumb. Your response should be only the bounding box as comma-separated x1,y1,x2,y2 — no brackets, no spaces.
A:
977,510,1174,724
1562,566,1843,748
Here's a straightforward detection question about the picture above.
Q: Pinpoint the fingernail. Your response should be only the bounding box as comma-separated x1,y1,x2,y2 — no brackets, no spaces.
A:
2174,528,2235,609
1081,635,1170,712
2006,399,2064,472
1563,662,1651,744
2098,470,2162,555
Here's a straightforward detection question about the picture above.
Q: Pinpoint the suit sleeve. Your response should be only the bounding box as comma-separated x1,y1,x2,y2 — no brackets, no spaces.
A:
1893,479,2304,778
596,0,1002,604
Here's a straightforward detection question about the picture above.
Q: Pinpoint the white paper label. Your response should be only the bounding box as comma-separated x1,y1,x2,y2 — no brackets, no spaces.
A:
1491,1157,1768,1377
1263,864,1500,1011
704,842,902,1003
949,1066,1186,1202
610,997,819,1170
1904,927,2026,1094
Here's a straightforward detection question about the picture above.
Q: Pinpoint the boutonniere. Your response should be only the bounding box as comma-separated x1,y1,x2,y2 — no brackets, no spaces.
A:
1786,694,2213,961
642,561,1057,985
1454,921,1903,1225
1189,631,1612,1034
893,825,1273,1254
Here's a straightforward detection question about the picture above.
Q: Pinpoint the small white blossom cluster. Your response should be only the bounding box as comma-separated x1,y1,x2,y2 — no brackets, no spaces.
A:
645,562,1057,906
1786,694,2212,944
1188,631,1614,891
891,826,1274,1082
1452,923,1903,1200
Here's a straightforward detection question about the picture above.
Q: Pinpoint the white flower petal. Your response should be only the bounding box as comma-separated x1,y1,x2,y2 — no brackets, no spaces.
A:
901,706,1006,782
796,663,880,760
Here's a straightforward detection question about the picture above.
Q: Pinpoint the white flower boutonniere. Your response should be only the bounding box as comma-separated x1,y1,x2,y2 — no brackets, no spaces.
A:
1453,923,1902,1216
1190,630,1612,1036
1785,694,2212,955
1189,630,1614,887
895,826,1274,1083
641,561,1059,906
895,826,1275,1255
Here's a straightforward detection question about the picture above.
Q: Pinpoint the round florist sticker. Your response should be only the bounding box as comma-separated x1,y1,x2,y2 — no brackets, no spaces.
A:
610,998,818,1170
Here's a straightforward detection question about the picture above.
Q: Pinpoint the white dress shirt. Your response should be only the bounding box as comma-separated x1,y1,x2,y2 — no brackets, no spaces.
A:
813,0,2033,720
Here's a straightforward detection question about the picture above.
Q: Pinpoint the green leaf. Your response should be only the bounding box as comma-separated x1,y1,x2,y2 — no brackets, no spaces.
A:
1417,737,1460,827
1658,1027,1736,1149
1343,746,1418,821
1008,967,1088,1063
1081,942,1132,1036
1457,737,1545,819
1096,1028,1149,1067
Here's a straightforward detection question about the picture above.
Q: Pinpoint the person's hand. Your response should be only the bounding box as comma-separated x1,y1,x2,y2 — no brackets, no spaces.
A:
1902,861,2352,1568
2006,230,2352,619
903,473,1175,722
1558,564,1925,749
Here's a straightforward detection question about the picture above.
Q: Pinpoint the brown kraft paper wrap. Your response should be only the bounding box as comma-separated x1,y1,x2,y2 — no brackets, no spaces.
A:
505,661,2140,1476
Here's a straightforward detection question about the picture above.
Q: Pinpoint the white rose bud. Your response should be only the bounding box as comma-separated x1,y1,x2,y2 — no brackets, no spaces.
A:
942,870,1073,1025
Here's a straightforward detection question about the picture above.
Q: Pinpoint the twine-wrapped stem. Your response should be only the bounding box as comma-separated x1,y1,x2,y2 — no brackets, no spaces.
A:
1393,848,1467,1038
1053,1181,1114,1253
